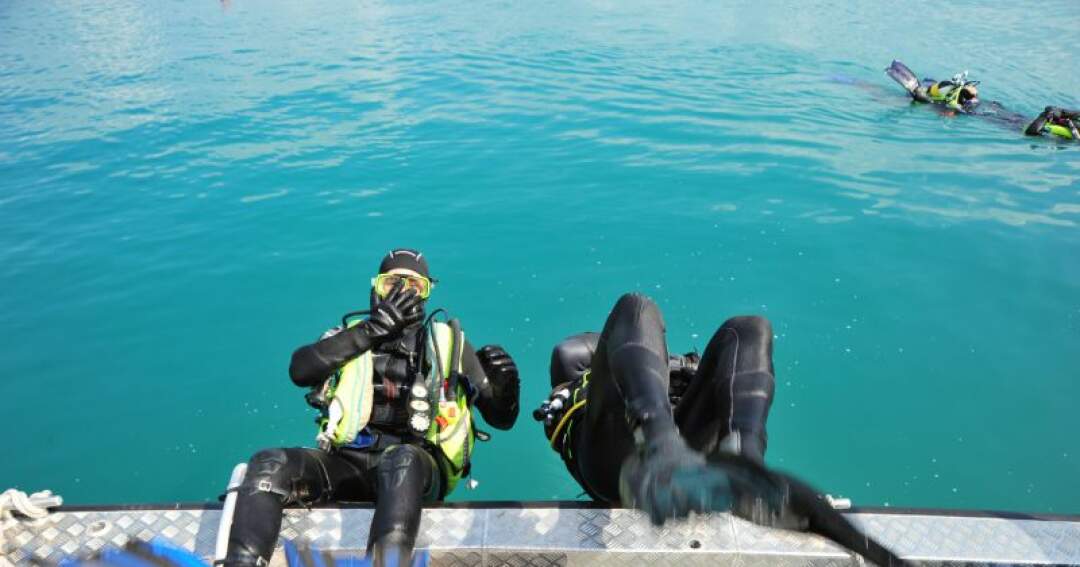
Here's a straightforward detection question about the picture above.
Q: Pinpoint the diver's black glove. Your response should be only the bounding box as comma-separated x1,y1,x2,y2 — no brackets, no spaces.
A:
476,344,520,399
362,281,424,345
474,344,520,429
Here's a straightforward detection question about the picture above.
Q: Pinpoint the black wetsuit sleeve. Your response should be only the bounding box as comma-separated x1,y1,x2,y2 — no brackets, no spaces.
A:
1025,111,1050,136
463,339,519,430
288,326,375,387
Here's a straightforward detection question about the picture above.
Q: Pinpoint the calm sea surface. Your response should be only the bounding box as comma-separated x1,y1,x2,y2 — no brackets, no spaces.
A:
2,0,1078,513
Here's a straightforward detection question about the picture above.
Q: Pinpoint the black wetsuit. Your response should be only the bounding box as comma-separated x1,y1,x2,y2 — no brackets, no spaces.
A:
226,321,518,566
547,293,775,503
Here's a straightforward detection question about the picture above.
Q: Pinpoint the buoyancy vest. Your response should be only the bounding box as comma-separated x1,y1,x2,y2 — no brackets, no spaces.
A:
317,320,476,494
1045,123,1075,139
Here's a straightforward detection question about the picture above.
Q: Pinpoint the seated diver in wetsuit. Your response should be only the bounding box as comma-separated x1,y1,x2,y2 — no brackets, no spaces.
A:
539,293,776,524
886,60,1078,140
536,293,910,566
224,249,520,567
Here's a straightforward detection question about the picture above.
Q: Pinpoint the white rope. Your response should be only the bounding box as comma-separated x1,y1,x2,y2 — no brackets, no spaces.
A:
1,489,63,567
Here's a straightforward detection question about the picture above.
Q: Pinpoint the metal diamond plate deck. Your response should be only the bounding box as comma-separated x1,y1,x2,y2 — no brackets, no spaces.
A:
5,506,1079,566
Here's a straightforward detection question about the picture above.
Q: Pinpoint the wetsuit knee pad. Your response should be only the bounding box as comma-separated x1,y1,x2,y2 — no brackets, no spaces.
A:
550,332,599,388
377,445,436,498
241,448,297,504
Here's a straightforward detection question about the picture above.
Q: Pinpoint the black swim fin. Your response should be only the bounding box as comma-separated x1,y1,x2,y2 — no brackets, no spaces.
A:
885,60,920,94
708,453,912,567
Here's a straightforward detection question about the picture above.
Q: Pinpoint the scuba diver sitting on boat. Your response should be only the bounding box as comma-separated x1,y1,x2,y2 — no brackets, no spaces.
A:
536,293,910,566
224,249,520,567
886,60,1078,140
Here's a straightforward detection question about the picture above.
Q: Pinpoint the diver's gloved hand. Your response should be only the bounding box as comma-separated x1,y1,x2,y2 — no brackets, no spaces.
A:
476,345,520,394
474,344,520,429
618,427,735,526
362,281,424,345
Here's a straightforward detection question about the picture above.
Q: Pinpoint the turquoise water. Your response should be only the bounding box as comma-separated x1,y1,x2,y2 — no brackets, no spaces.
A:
2,0,1078,514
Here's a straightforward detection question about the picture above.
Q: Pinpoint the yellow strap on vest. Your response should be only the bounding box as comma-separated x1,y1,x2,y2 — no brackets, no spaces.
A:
425,321,475,495
316,319,478,494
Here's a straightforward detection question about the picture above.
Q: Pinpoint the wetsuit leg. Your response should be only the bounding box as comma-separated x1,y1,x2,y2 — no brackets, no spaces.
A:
225,447,377,566
674,316,775,464
367,444,441,564
573,293,672,502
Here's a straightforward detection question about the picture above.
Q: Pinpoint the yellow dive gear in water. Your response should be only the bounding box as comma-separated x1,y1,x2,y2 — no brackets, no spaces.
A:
317,320,476,494
928,82,964,110
1046,123,1075,139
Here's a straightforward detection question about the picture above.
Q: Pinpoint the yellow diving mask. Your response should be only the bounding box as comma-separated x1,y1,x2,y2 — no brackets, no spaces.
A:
372,272,434,299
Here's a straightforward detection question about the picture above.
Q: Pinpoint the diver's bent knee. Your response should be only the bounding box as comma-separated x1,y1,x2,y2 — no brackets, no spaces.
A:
241,448,296,503
382,442,427,464
246,448,290,474
378,445,433,492
379,445,432,473
614,292,658,314
721,316,773,341
610,293,664,332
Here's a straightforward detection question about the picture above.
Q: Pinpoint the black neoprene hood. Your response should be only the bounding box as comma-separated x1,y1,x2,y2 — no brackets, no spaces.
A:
378,248,431,279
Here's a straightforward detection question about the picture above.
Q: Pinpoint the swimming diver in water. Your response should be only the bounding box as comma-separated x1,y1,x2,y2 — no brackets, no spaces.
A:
886,60,1078,140
536,293,910,566
886,60,982,112
1025,106,1080,140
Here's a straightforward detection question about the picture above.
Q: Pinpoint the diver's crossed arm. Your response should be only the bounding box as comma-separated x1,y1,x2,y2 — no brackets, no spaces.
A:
289,284,424,387
288,325,369,387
